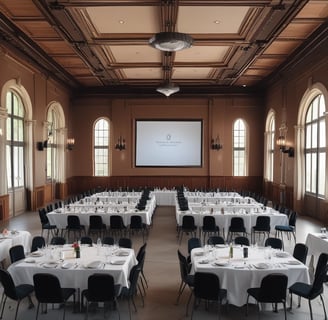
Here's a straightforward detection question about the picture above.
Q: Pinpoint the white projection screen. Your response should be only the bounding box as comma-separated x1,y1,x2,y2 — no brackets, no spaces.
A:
135,120,203,167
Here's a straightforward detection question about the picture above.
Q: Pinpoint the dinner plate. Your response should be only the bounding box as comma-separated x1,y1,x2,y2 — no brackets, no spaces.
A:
116,250,129,256
110,260,125,265
31,251,43,257
214,260,229,266
85,261,101,269
194,251,204,256
275,252,289,258
198,259,209,264
285,260,301,265
61,262,73,269
25,258,36,263
215,244,226,248
254,263,269,269
43,262,58,268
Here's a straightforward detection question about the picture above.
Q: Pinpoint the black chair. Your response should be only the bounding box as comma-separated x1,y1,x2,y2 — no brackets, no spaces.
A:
179,215,197,244
0,269,34,320
207,236,225,245
80,236,93,246
120,265,144,320
31,236,46,252
136,243,148,293
50,236,66,245
65,215,86,242
38,208,57,242
33,273,76,320
201,216,220,243
265,237,283,250
129,215,147,242
176,250,194,306
103,236,115,245
188,237,202,255
293,243,308,264
191,272,227,320
88,215,106,239
118,237,132,249
82,274,120,320
246,273,288,320
234,236,250,246
251,216,271,244
275,211,297,249
109,215,127,238
227,217,246,241
289,252,328,320
9,245,25,263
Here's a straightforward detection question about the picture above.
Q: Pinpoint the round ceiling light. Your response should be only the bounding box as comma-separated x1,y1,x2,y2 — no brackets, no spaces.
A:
149,32,193,52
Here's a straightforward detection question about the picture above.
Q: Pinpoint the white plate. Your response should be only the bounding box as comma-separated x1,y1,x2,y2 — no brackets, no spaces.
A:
198,259,209,264
254,263,269,269
286,260,301,265
110,260,125,265
25,258,36,263
194,252,204,256
214,260,229,266
116,250,129,256
85,261,101,269
61,262,73,269
275,252,289,258
31,251,43,257
43,262,58,268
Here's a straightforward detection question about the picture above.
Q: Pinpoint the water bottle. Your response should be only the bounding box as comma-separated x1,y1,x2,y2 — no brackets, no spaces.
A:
229,242,233,259
97,238,102,255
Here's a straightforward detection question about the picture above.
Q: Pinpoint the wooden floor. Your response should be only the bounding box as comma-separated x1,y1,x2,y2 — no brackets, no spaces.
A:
0,207,327,320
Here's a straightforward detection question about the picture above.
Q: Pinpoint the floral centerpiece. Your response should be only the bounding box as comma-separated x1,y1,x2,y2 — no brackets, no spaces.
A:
72,241,80,258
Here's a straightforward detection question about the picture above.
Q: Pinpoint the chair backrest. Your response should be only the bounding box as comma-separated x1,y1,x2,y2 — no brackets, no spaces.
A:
254,216,271,230
50,236,66,245
118,237,132,248
89,215,104,228
103,236,115,245
31,236,46,252
194,272,221,301
80,236,93,246
203,216,216,229
67,215,82,228
258,273,288,302
288,211,297,227
234,236,250,246
110,215,125,229
293,243,308,264
127,265,142,296
177,250,190,281
0,269,18,300
137,242,147,262
33,273,64,303
207,236,225,245
182,215,195,228
38,208,49,225
86,274,116,302
188,237,202,254
130,215,143,228
311,253,328,297
265,237,283,250
230,217,245,229
9,245,25,263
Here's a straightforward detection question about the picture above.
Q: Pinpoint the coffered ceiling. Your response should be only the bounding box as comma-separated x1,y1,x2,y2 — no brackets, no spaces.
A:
0,0,327,96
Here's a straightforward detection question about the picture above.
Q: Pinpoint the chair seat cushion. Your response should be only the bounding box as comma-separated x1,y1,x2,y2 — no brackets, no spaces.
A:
16,284,34,299
275,225,294,232
289,282,320,299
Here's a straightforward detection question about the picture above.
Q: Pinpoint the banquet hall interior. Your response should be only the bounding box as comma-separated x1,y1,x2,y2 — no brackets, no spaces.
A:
0,0,328,319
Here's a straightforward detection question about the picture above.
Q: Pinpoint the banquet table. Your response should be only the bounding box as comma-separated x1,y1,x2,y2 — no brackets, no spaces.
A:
305,232,328,257
191,245,310,307
0,230,31,263
8,245,137,293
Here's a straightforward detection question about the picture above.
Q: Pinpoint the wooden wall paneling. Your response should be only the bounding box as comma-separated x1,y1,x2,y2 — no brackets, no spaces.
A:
33,186,45,210
0,194,9,221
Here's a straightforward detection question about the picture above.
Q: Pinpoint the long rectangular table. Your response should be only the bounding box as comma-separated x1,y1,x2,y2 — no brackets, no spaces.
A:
8,245,137,292
191,245,310,307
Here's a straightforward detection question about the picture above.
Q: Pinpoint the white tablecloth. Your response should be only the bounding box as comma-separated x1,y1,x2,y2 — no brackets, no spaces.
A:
0,230,32,262
305,233,328,257
191,246,310,307
8,245,137,291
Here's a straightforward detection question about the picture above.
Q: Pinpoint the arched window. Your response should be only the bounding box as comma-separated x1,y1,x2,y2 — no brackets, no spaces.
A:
305,94,326,197
46,108,59,181
94,118,109,176
6,90,25,189
265,111,275,181
233,119,247,176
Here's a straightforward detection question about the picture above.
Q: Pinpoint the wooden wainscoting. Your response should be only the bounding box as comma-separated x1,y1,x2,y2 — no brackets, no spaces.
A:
0,194,9,221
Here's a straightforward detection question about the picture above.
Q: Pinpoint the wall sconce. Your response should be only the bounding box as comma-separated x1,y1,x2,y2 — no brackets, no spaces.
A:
211,136,223,151
67,138,75,150
36,140,48,151
115,136,126,151
277,135,294,157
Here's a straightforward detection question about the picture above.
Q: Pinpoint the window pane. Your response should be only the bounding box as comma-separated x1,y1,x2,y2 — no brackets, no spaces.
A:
305,153,311,192
6,145,12,189
233,119,246,176
311,153,317,193
94,119,109,176
318,152,326,196
319,119,326,148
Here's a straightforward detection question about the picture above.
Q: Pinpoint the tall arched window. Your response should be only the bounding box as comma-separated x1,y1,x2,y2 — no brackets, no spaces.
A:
46,108,59,181
6,90,25,189
305,94,326,197
94,118,109,176
233,119,247,176
265,111,275,181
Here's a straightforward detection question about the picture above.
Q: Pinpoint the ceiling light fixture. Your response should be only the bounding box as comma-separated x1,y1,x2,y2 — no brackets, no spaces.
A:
149,32,193,52
156,83,180,97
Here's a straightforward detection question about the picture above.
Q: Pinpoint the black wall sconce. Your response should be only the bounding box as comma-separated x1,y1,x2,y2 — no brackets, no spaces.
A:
115,136,126,151
211,136,223,151
277,135,294,157
67,138,75,150
36,140,48,151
